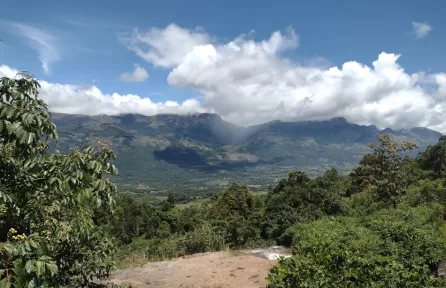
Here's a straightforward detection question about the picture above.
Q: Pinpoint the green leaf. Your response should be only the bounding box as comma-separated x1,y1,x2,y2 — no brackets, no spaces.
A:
27,279,36,288
37,256,52,262
35,261,42,277
5,106,15,119
25,260,35,273
96,197,102,208
46,263,57,276
27,133,35,144
28,239,38,249
3,243,17,255
24,241,31,251
0,278,11,288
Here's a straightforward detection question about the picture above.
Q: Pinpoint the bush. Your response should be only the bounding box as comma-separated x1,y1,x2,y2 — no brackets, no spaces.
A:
267,205,446,287
155,221,172,239
263,170,346,241
343,192,387,216
115,236,184,268
115,226,227,268
404,179,446,206
268,253,445,288
179,224,227,254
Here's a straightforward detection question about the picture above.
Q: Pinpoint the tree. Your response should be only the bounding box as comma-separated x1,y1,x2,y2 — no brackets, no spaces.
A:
264,170,345,242
0,74,118,287
418,135,446,179
155,221,171,239
206,183,260,247
161,192,176,211
216,183,254,218
350,134,417,207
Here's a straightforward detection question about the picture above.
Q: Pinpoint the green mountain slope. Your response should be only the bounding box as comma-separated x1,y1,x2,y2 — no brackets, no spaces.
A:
51,113,442,196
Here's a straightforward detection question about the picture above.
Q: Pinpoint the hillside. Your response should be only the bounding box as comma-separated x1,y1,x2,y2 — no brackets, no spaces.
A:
4,72,446,288
52,113,442,196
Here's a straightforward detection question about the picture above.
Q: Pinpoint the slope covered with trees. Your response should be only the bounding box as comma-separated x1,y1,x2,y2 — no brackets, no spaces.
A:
107,135,446,287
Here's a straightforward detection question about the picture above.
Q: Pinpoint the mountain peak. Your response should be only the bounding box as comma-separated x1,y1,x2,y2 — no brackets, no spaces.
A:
195,113,222,120
329,117,348,124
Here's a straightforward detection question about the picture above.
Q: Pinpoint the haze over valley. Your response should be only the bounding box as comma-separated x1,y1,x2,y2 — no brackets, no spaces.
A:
52,112,442,196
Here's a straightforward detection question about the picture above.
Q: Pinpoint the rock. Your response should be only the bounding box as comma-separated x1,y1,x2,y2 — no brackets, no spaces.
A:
438,260,446,278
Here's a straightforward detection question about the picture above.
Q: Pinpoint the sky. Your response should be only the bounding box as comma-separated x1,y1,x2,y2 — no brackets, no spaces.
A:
0,0,445,131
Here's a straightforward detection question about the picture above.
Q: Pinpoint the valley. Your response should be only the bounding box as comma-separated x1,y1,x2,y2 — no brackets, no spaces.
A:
52,112,441,198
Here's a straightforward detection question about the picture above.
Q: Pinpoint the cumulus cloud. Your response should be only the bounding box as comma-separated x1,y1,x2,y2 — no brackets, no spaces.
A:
0,65,209,116
119,64,149,82
135,24,446,132
7,22,60,73
122,23,210,68
412,22,432,39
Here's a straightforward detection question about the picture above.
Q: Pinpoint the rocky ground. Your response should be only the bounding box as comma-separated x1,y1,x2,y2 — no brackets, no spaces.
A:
102,247,290,288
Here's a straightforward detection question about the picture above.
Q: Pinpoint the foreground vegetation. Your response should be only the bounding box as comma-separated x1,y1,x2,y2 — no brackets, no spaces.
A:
104,136,446,287
2,73,446,287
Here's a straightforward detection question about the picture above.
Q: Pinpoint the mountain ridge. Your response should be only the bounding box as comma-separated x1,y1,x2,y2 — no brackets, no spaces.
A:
51,112,443,194
52,112,442,142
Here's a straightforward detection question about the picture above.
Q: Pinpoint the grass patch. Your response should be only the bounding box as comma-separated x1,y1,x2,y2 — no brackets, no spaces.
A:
176,198,208,209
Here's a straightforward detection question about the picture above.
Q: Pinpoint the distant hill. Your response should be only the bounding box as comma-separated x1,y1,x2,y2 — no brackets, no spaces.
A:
51,113,442,195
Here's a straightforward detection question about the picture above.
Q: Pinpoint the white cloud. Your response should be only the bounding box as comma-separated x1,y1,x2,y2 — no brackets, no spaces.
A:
121,23,211,68
0,65,210,116
412,22,432,39
2,24,446,133
136,24,446,132
119,64,149,82
0,65,19,78
8,22,60,73
167,42,440,130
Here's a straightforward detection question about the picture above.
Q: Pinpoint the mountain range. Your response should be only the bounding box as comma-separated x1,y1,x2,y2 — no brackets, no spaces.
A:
51,113,443,195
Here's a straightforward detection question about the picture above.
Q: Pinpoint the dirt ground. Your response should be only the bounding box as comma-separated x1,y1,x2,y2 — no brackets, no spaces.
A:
102,251,278,288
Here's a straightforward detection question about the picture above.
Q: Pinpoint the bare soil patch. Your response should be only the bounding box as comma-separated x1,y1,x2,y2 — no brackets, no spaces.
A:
103,251,277,288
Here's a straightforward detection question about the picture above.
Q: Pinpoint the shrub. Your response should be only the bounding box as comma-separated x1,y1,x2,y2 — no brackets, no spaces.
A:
267,205,446,287
179,224,227,254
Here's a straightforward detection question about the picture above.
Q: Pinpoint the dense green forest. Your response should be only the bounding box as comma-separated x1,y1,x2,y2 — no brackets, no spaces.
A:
3,74,446,287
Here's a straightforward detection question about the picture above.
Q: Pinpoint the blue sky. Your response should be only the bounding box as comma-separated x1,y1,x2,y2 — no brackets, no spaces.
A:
1,0,445,131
